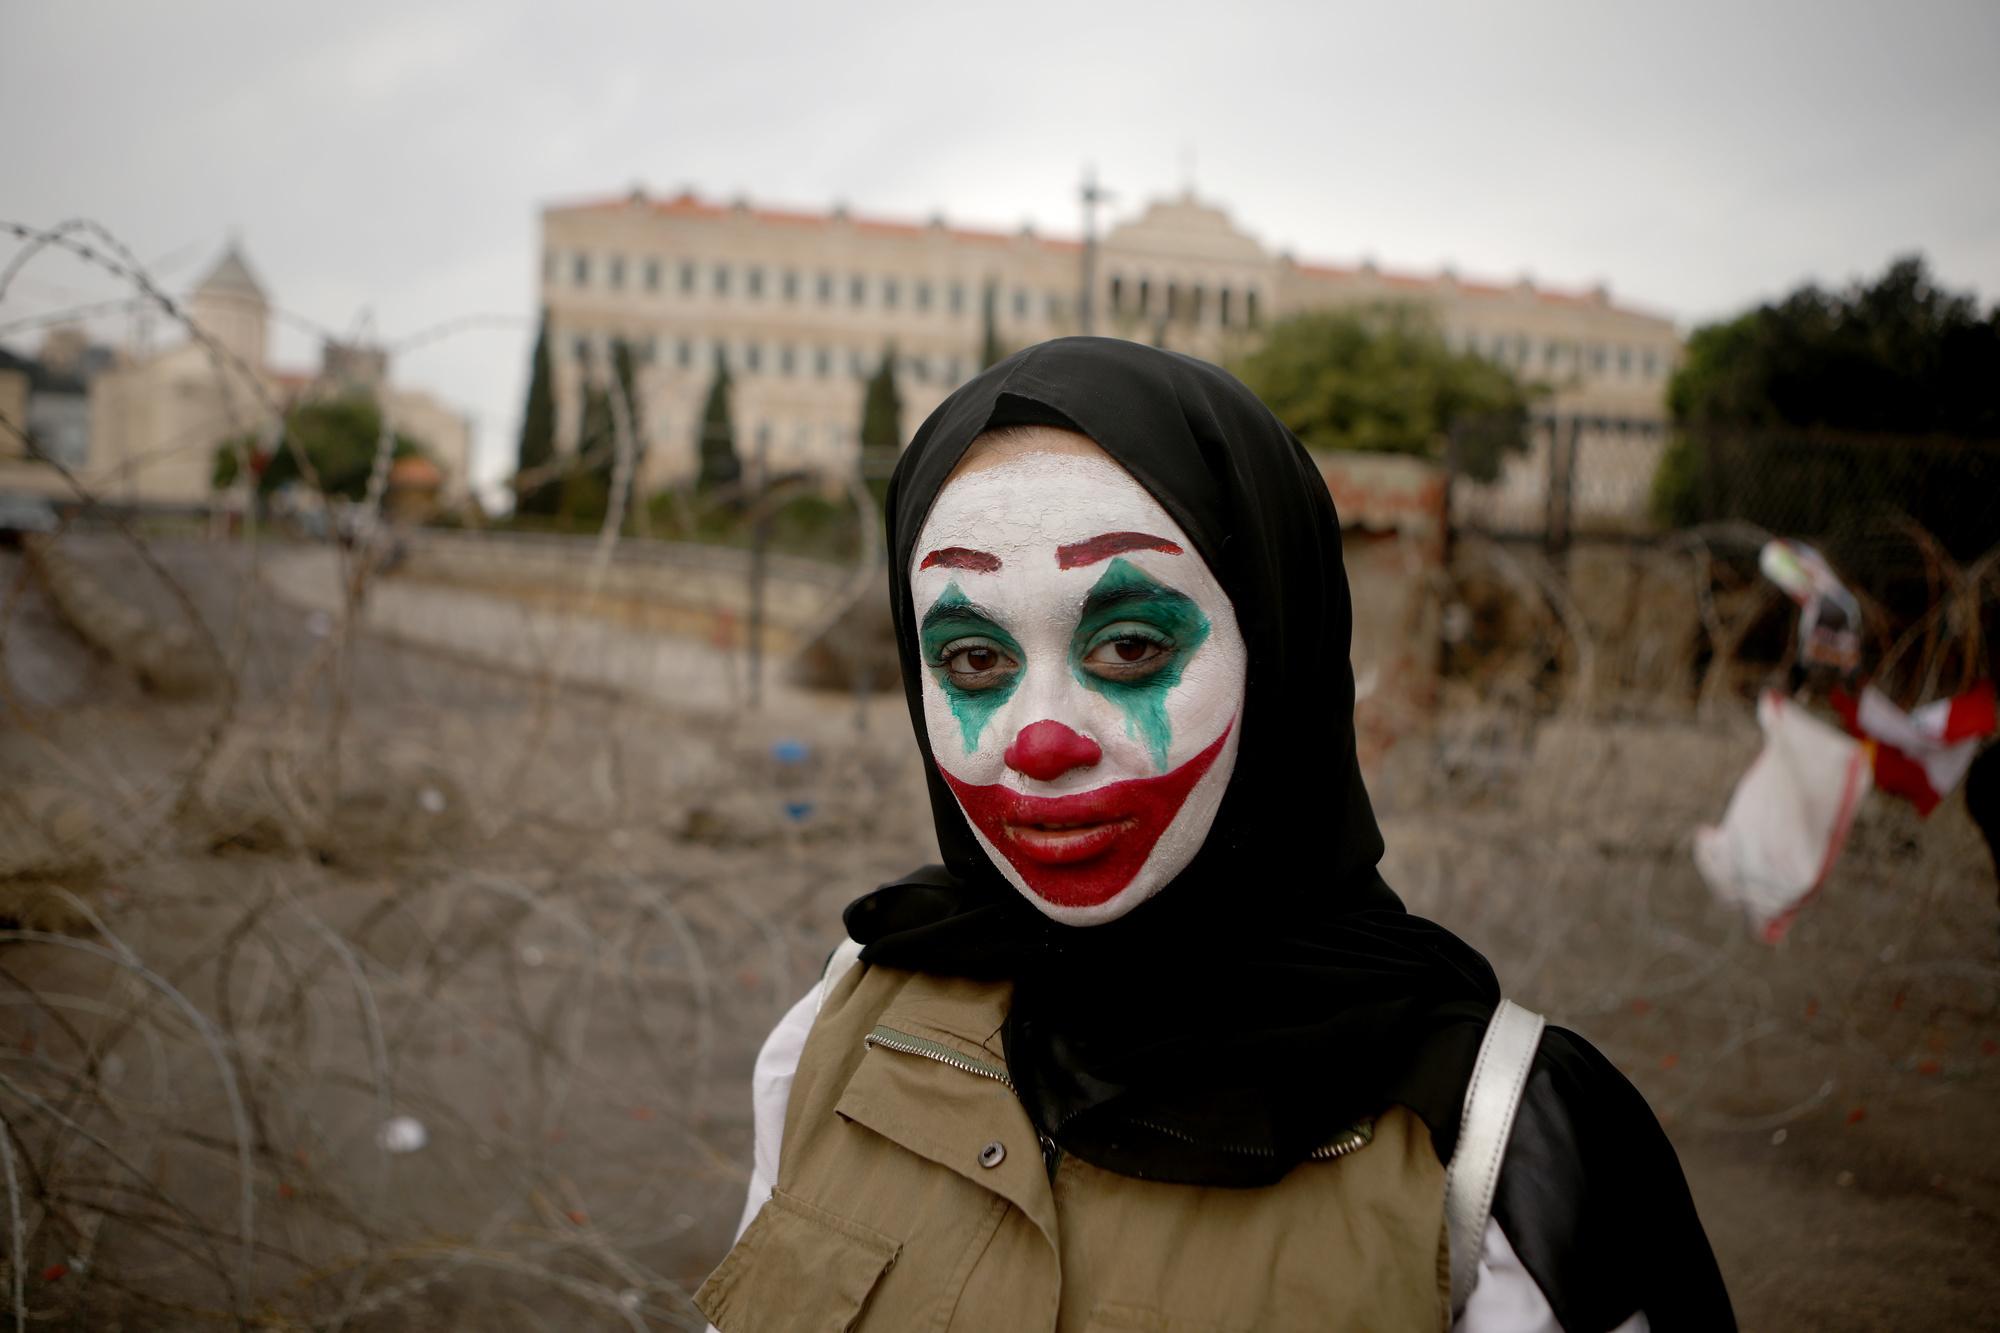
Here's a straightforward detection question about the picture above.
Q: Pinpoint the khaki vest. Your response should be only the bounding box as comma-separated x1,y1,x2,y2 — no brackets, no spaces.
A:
696,962,1451,1333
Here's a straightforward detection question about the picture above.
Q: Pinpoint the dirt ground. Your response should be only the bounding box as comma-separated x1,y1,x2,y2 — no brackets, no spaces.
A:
1,537,1995,1330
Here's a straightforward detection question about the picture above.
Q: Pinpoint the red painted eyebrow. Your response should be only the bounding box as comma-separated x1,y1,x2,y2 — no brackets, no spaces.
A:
920,547,1002,573
1055,531,1185,569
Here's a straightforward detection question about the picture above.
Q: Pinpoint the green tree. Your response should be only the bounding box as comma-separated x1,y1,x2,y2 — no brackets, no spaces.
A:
861,346,904,451
513,310,560,516
1231,305,1532,482
696,348,741,493
980,282,1006,370
558,337,639,525
213,396,428,499
1668,256,1999,438
859,346,905,510
1652,256,2000,555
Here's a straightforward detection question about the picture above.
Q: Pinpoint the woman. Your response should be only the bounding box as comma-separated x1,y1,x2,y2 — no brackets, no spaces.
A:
696,338,1732,1332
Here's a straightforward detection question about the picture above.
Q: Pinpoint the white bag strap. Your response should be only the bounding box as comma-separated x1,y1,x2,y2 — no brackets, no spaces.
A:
1445,998,1547,1319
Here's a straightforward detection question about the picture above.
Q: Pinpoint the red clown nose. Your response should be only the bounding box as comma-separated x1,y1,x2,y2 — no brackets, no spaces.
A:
1004,720,1103,782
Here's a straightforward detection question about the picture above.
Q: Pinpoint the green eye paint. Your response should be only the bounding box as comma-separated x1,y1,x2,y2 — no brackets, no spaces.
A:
919,581,1023,752
1069,558,1211,771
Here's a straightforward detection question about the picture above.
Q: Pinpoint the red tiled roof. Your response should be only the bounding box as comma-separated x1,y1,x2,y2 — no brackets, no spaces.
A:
551,188,1082,253
1290,259,1615,310
547,188,1658,316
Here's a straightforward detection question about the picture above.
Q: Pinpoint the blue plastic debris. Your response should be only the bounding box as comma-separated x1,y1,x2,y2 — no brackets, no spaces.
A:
772,739,810,765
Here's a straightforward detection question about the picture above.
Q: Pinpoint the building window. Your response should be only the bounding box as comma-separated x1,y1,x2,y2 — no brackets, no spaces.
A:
849,348,867,377
1012,288,1029,319
782,269,799,301
677,338,693,369
815,346,831,377
572,254,590,286
573,334,592,364
644,259,661,292
1110,275,1124,315
1219,287,1232,327
1189,285,1205,323
748,267,765,299
713,339,730,371
1642,348,1659,378
946,357,962,384
1166,283,1179,321
818,272,834,304
1245,289,1259,327
1543,341,1560,370
713,264,730,296
916,280,932,312
850,274,867,307
907,354,927,384
779,344,795,376
949,282,966,315
1046,292,1063,321
640,336,657,363
883,277,900,309
543,250,557,283
1589,343,1607,373
1138,278,1152,316
608,256,625,289
680,260,696,294
745,342,762,373
1617,346,1633,375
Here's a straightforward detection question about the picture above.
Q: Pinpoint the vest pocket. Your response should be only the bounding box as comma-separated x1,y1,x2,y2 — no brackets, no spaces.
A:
694,1187,900,1332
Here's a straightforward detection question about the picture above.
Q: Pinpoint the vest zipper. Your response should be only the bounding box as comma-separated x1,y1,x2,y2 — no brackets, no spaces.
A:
1127,1115,1377,1162
862,1026,1370,1166
863,1025,1015,1088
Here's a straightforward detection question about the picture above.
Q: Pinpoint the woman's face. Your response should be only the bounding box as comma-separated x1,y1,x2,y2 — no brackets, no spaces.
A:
910,427,1248,925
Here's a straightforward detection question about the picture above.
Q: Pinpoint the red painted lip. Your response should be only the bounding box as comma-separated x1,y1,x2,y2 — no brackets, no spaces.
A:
939,723,1233,908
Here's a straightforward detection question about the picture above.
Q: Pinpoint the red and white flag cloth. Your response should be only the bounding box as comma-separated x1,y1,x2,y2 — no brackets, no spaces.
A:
1832,680,1997,817
1695,692,1873,944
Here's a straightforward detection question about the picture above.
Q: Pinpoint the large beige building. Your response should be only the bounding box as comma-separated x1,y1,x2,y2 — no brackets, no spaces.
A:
539,187,1681,525
66,246,475,509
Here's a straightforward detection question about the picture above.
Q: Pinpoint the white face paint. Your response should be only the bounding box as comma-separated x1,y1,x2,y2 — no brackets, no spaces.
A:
911,430,1247,926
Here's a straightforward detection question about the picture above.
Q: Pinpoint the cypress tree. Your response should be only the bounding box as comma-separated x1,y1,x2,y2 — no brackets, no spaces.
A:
980,282,1006,369
696,347,741,493
860,346,904,450
859,346,904,511
513,309,559,515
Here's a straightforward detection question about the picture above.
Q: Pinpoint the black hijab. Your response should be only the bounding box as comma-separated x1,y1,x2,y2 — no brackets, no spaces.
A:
843,338,1734,1332
844,336,1499,1185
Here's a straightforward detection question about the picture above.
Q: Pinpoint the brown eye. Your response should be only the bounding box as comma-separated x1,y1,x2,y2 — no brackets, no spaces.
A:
938,639,1019,689
1080,631,1172,679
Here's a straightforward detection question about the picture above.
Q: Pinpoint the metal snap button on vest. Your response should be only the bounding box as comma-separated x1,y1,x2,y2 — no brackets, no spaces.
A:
978,1140,1006,1168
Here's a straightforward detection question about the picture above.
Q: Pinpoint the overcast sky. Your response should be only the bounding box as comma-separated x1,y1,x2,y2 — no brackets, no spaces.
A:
4,0,1996,496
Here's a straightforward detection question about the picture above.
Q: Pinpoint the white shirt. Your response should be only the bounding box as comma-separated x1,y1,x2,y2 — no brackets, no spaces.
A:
726,978,1645,1333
